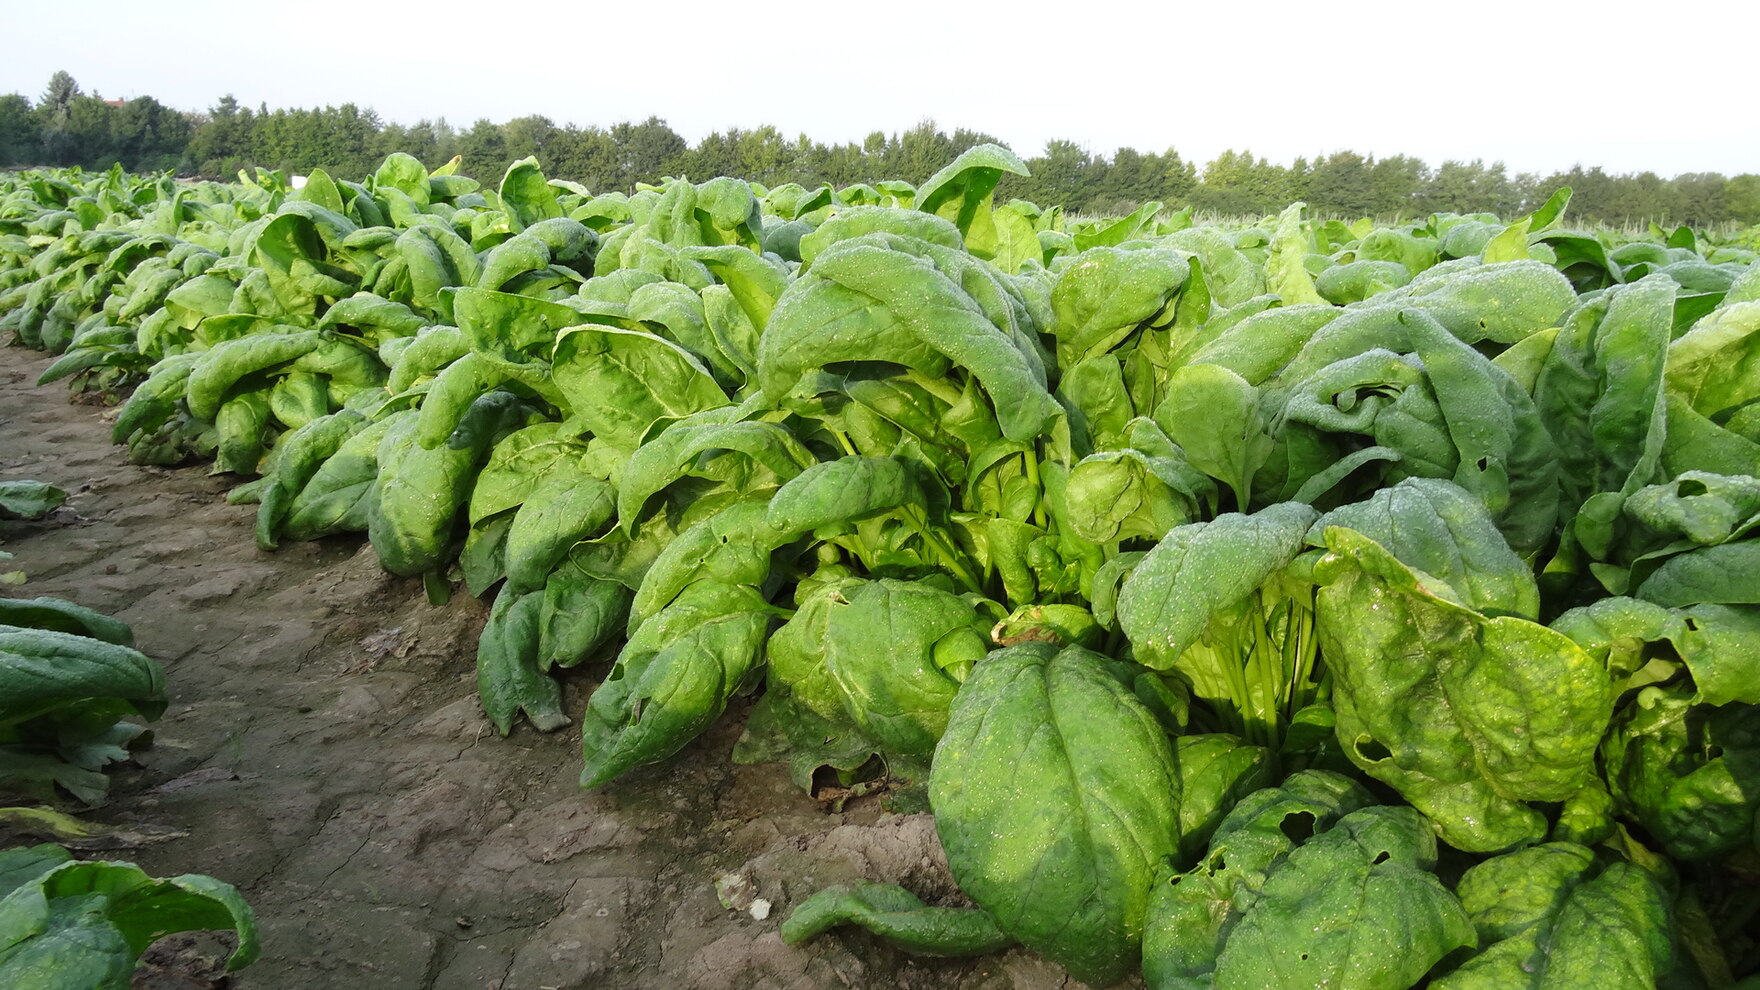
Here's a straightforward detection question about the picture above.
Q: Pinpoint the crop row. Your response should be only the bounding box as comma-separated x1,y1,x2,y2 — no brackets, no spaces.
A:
3,149,1757,987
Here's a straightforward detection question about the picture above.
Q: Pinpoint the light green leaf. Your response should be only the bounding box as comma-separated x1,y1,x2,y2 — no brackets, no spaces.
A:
1314,528,1611,852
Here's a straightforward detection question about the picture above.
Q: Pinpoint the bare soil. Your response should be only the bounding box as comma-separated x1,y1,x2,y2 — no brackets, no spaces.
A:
0,350,1105,990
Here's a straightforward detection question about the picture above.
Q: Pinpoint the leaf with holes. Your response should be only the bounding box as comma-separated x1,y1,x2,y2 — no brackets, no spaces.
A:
1144,779,1473,990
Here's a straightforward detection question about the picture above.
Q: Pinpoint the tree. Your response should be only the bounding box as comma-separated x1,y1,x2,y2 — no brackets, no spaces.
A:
1540,166,1617,222
1421,159,1506,215
1094,147,1159,212
430,118,459,164
557,126,621,190
734,125,789,184
61,94,118,166
895,119,951,185
456,118,507,178
1725,174,1760,226
187,94,258,174
1479,162,1520,216
862,130,892,175
36,71,84,165
4,73,1751,220
1606,171,1669,224
110,96,190,171
1669,172,1727,226
1285,156,1312,204
689,128,742,180
1508,173,1543,214
612,116,687,184
819,141,871,187
948,127,1005,160
1368,155,1427,217
504,114,556,162
540,125,613,190
1195,150,1285,216
1156,148,1198,204
40,71,79,111
1305,151,1375,217
1030,139,1094,211
0,94,40,166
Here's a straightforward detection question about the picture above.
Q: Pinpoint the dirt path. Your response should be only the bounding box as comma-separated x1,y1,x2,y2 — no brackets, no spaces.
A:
0,350,1099,990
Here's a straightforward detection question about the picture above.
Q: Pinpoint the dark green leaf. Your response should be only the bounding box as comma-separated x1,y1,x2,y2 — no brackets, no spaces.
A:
780,882,1012,957
1432,843,1671,990
930,643,1179,987
1118,502,1319,670
580,581,775,787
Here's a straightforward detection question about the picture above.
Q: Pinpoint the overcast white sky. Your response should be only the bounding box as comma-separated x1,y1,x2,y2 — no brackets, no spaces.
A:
4,0,1756,178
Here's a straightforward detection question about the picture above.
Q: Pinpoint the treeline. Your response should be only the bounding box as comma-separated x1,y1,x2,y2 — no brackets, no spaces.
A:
3,72,1757,227
0,72,190,173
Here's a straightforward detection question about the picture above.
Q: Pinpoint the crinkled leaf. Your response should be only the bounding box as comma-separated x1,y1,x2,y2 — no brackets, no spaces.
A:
1533,275,1674,515
539,566,632,670
1172,734,1274,864
1667,300,1760,422
1309,478,1540,617
1371,260,1577,346
1048,247,1189,369
1266,203,1325,306
930,643,1178,987
580,581,774,788
1142,772,1391,990
0,845,74,902
730,689,880,794
502,469,615,594
1601,684,1760,861
467,423,592,524
1117,502,1319,670
451,287,586,371
1314,528,1611,852
617,417,815,533
476,590,567,734
1065,447,1206,545
0,627,166,727
1153,364,1274,508
0,598,133,647
1209,807,1474,990
1433,843,1671,990
551,323,727,445
628,499,791,630
1275,305,1560,554
766,456,924,538
1623,471,1760,547
913,143,1029,244
820,579,977,762
499,157,563,232
1552,596,1760,705
760,234,1057,441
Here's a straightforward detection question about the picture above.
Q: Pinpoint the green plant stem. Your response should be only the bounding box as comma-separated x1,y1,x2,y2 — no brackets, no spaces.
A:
921,526,985,598
1023,446,1048,529
1210,624,1258,746
1255,599,1282,752
900,509,984,597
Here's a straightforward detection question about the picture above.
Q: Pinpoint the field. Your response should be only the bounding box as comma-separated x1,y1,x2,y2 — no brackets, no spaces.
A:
2,148,1758,989
0,352,1049,989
